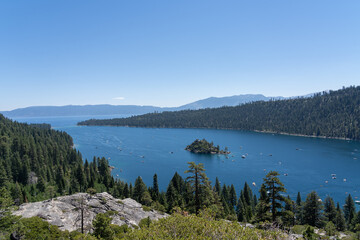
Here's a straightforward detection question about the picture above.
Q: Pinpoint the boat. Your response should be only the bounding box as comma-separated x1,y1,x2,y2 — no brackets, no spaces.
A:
355,200,360,205
284,173,288,176
241,155,246,159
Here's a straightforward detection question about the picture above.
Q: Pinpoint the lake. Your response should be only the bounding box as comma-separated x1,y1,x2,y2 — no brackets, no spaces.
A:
12,115,360,205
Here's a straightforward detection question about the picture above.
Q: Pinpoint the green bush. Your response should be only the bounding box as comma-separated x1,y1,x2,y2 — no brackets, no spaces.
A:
123,212,286,239
110,224,129,238
86,188,97,195
292,225,306,234
325,221,336,236
139,217,151,228
142,206,151,212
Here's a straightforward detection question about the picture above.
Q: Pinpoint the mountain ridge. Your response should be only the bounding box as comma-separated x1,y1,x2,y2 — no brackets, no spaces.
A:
0,94,288,117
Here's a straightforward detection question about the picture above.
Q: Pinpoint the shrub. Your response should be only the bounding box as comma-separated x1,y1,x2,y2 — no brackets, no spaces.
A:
325,221,336,236
123,212,286,239
86,188,97,195
142,206,151,212
139,217,151,228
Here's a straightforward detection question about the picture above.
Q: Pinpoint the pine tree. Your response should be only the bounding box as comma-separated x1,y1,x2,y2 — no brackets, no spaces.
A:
344,194,356,227
221,184,230,206
254,184,271,222
262,171,286,222
295,192,304,225
123,183,129,198
151,174,159,201
0,164,8,185
324,196,337,224
0,187,16,230
184,162,209,214
11,182,23,205
335,202,346,231
92,213,114,239
133,176,148,204
229,184,237,207
236,197,246,222
166,182,179,212
215,177,221,195
282,195,295,226
303,191,323,227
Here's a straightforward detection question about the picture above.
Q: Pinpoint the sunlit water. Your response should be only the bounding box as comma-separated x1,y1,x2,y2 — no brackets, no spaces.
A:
12,115,360,205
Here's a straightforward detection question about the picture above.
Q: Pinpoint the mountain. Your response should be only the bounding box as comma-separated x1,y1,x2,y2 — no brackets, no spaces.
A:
176,94,284,110
78,86,360,140
0,105,164,118
0,94,285,118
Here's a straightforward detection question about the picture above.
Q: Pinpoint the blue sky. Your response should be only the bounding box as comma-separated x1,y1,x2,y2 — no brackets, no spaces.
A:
0,1,359,110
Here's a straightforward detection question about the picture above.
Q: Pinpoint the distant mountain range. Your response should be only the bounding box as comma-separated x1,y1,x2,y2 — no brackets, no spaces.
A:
1,94,291,118
176,94,285,110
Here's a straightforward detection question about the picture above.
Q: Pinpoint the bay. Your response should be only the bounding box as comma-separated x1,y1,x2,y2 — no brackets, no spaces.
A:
11,115,360,205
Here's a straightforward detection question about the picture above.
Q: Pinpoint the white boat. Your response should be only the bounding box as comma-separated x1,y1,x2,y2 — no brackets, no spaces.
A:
241,155,246,159
355,200,360,205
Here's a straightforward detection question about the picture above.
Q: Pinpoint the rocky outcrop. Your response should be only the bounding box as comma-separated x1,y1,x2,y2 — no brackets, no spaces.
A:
13,192,167,233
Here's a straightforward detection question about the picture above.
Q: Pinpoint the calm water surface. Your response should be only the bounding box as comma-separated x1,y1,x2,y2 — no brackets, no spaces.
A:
12,115,360,204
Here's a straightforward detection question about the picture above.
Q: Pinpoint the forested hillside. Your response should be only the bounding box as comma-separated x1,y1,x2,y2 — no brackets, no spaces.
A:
79,86,360,140
0,114,115,203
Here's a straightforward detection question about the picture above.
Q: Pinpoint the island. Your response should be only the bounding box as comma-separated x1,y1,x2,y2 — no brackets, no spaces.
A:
185,139,230,154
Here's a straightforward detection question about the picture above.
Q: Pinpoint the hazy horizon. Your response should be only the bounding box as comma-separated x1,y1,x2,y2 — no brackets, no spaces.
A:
0,90,320,112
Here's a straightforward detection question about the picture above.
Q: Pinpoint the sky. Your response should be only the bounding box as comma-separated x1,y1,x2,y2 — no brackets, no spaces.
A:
0,1,359,111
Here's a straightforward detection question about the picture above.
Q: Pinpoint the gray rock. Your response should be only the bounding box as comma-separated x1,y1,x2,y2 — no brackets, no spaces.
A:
13,192,167,233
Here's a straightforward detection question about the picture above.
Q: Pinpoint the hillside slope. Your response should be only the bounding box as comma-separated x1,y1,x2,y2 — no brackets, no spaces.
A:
79,86,360,140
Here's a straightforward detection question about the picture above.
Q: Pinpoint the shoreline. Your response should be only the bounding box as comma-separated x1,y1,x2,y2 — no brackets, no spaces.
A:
78,124,355,142
253,130,352,141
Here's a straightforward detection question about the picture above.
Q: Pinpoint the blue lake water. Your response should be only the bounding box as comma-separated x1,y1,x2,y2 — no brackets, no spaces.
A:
12,115,360,205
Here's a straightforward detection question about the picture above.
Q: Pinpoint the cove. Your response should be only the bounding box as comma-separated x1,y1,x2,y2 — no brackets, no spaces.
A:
12,115,360,205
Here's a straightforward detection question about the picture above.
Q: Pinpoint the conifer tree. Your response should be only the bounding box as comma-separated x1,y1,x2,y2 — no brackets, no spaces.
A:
344,194,356,227
236,197,246,222
215,177,221,195
185,162,210,214
303,191,323,227
324,196,337,224
166,182,179,212
254,184,271,222
295,192,304,225
335,202,346,231
151,174,159,201
262,171,286,222
229,184,237,207
133,176,148,204
123,183,129,198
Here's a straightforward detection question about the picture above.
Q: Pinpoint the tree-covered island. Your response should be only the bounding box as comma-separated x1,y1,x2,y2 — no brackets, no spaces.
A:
185,139,230,154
